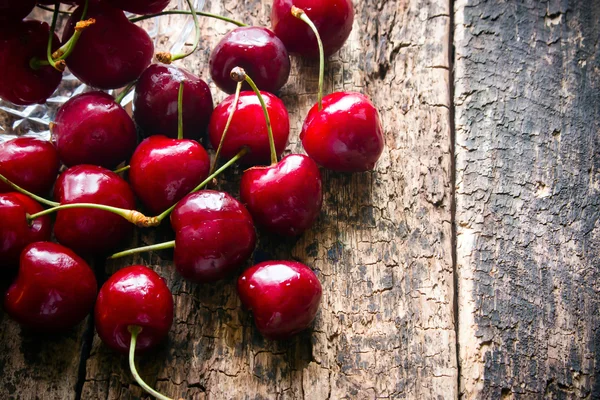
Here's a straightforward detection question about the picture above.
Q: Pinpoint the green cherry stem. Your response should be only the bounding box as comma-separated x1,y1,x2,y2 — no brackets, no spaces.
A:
45,2,63,72
36,4,72,15
115,79,137,104
177,81,185,140
113,165,131,174
156,0,201,64
0,173,59,207
110,241,176,260
26,203,155,228
129,10,246,27
231,67,277,165
128,326,174,400
210,80,243,174
292,6,324,111
52,0,93,62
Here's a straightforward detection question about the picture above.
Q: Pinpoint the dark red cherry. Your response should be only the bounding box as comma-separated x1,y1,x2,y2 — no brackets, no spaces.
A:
209,27,291,94
170,191,256,283
0,137,60,196
237,260,322,340
301,92,384,172
53,165,136,256
95,265,173,353
0,0,36,24
240,154,322,236
4,242,97,332
0,193,51,270
62,2,153,89
105,0,170,15
271,0,354,58
208,91,289,166
129,135,210,214
134,64,213,140
52,91,137,169
0,20,62,105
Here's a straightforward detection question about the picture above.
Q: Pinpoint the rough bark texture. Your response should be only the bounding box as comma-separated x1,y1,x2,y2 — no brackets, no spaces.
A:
77,0,457,398
454,0,600,398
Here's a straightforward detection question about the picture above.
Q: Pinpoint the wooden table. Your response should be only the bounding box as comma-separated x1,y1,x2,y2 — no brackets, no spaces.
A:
1,0,598,398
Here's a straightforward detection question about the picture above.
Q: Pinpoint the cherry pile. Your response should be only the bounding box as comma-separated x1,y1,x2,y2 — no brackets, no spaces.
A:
0,0,383,398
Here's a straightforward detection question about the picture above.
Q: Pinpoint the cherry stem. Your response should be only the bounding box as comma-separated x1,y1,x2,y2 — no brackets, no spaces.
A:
129,10,246,27
52,0,93,62
110,240,176,260
292,6,324,111
37,4,72,15
210,80,243,174
161,0,201,63
113,165,131,174
128,326,174,400
232,67,277,165
0,173,59,207
27,203,156,228
45,2,62,72
115,80,137,104
154,147,249,223
177,81,185,140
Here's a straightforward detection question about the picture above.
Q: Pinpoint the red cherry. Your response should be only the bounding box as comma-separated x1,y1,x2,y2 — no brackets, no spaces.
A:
170,190,256,283
95,265,173,353
271,0,354,58
0,137,60,196
209,27,291,94
133,64,213,140
62,2,153,89
105,0,170,15
129,135,210,215
53,165,136,256
208,91,289,166
240,154,322,236
0,20,62,106
237,260,322,340
0,0,36,24
4,242,97,332
52,91,137,169
301,92,384,172
0,193,51,270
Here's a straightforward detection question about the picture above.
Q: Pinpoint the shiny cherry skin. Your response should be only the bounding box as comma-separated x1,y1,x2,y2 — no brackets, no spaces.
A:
271,0,354,58
0,193,51,270
134,64,213,140
170,191,256,283
208,91,289,166
129,136,210,214
95,265,173,353
53,165,136,256
105,0,170,14
63,2,153,89
301,92,384,172
0,0,36,24
52,91,137,169
0,137,60,196
209,27,291,94
237,260,322,340
0,20,62,106
240,154,322,236
4,242,97,332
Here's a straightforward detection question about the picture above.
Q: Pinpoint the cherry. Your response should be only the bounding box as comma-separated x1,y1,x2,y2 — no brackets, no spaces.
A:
134,64,213,140
129,135,210,214
105,0,170,15
0,0,36,24
237,260,322,340
240,154,322,236
52,91,137,169
4,242,97,332
62,2,153,89
301,92,384,172
271,0,354,58
0,20,62,105
209,26,291,94
53,165,136,255
95,265,173,353
0,193,51,270
208,91,289,166
0,137,60,196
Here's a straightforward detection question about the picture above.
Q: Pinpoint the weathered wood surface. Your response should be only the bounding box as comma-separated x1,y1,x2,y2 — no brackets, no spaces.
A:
454,0,600,399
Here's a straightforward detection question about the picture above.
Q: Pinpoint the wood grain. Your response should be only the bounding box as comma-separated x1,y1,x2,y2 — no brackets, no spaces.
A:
454,0,600,398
